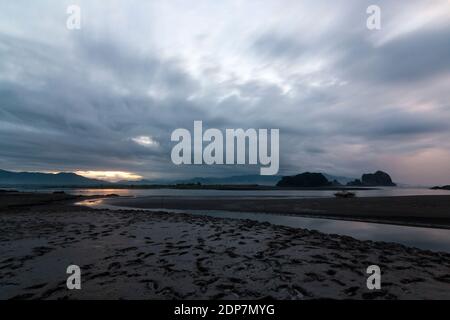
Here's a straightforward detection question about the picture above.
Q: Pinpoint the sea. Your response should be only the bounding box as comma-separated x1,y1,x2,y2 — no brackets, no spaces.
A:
6,185,450,252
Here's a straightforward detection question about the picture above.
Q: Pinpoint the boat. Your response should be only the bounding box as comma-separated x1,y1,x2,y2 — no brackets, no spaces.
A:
334,191,356,198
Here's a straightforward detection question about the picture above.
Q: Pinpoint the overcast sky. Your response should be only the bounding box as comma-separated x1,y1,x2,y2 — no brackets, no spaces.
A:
1,0,450,185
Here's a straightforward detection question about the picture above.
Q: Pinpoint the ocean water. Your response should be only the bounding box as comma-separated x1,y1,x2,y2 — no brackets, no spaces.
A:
18,186,450,198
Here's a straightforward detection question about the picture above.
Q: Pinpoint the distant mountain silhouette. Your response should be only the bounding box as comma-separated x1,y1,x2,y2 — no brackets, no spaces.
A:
0,169,106,186
115,178,163,185
277,172,331,187
0,169,359,187
347,170,396,186
322,173,355,185
176,175,282,186
116,173,355,186
118,175,282,186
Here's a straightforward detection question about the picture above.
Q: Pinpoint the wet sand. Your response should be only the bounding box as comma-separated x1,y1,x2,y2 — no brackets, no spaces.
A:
0,192,449,299
107,195,450,229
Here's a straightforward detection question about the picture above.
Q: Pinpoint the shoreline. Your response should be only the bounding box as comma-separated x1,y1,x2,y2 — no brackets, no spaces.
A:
3,190,450,229
91,202,450,230
103,195,450,230
2,190,450,229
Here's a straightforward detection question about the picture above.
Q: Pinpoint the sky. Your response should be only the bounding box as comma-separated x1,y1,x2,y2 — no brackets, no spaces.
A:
0,0,450,185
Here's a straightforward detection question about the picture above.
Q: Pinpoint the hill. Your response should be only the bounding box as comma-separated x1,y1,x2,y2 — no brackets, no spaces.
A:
276,172,332,187
0,169,105,186
347,171,396,186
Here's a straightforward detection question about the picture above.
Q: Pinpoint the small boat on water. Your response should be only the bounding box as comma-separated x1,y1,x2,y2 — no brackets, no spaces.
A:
334,191,356,198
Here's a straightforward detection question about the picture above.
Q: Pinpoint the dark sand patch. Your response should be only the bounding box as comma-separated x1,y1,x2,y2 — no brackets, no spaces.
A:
107,195,450,228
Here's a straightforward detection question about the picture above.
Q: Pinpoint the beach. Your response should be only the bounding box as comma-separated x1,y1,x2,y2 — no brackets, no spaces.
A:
107,194,450,229
0,192,449,300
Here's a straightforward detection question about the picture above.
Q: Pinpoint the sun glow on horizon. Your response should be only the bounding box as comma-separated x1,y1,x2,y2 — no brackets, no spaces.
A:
75,171,143,183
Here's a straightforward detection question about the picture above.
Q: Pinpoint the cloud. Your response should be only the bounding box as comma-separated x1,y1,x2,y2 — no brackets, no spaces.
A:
131,136,160,147
337,27,450,84
0,1,449,184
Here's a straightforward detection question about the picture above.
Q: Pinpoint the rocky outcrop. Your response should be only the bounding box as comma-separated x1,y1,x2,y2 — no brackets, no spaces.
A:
331,179,342,186
277,172,331,187
347,179,363,186
347,171,396,187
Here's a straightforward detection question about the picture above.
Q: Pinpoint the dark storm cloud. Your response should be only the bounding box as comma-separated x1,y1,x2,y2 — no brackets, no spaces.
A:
0,31,202,175
1,1,450,184
338,28,450,84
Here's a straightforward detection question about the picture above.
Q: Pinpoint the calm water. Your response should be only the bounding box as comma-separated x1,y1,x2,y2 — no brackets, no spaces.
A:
20,186,450,198
78,198,450,253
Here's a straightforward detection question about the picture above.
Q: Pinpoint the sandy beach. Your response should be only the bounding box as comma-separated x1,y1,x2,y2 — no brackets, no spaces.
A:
107,195,450,229
0,192,449,300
